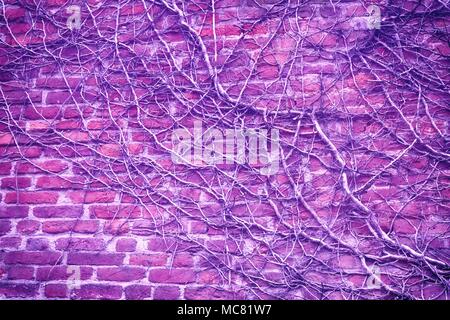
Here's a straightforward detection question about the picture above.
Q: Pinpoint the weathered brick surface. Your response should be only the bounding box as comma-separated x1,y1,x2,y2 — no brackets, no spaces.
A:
0,0,449,300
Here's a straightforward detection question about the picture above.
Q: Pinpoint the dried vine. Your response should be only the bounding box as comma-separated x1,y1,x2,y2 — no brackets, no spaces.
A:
0,0,449,299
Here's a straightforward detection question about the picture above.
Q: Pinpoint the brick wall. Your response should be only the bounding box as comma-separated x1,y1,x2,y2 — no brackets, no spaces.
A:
0,0,449,299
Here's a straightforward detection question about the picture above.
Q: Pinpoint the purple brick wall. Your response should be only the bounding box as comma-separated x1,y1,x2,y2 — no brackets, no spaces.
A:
0,0,449,299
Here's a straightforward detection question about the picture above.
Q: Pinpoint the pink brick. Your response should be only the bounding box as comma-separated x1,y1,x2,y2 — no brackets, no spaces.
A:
26,238,49,251
84,191,116,203
67,253,124,266
1,177,31,189
55,238,105,251
4,7,26,20
184,287,237,300
148,269,196,284
153,286,180,300
73,284,122,300
129,254,168,267
173,253,195,267
97,267,146,281
0,221,12,235
7,266,34,280
103,220,130,235
16,220,40,234
4,191,59,204
16,160,68,174
43,220,99,234
0,283,39,298
0,236,21,249
5,251,62,265
116,238,137,252
0,162,12,175
124,285,152,300
36,266,93,281
33,206,83,218
90,205,141,219
36,176,85,189
45,284,67,298
0,206,28,218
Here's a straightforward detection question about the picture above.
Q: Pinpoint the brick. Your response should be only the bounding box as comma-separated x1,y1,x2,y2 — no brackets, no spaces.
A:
45,91,72,104
36,266,93,281
45,284,68,298
1,146,42,159
334,255,362,271
16,220,40,234
119,3,146,15
7,266,34,280
0,162,12,175
0,133,13,145
0,283,39,298
231,203,276,217
0,236,21,249
1,177,31,189
67,253,124,266
4,191,59,204
61,131,90,142
0,220,11,234
184,287,236,300
215,0,241,8
0,206,28,218
6,21,31,34
90,205,141,219
55,238,105,251
47,0,75,6
103,220,130,235
116,238,137,252
23,106,61,120
142,118,173,129
73,284,122,300
173,253,195,267
56,120,82,130
2,90,41,103
124,285,152,300
5,251,62,265
98,144,121,157
36,176,85,189
147,237,193,252
394,219,417,235
127,143,144,155
27,120,50,131
153,286,180,300
16,160,68,174
70,191,116,204
26,238,49,251
43,220,99,234
33,205,83,218
257,64,279,80
97,267,146,281
63,106,95,119
129,254,168,267
148,269,196,284
190,221,209,233
4,7,26,20
200,25,241,37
